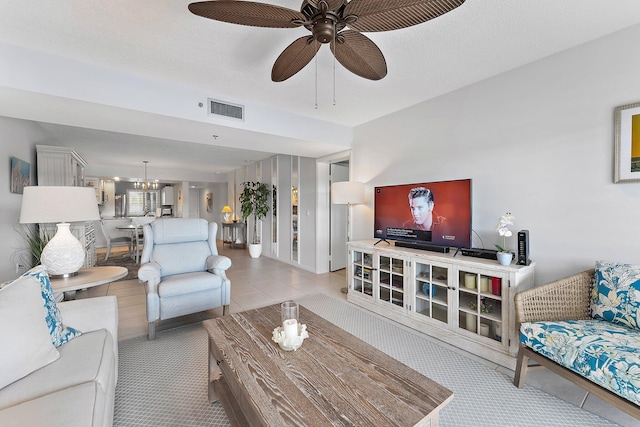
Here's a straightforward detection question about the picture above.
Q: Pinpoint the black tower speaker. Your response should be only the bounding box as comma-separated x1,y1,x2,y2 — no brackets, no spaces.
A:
517,230,530,266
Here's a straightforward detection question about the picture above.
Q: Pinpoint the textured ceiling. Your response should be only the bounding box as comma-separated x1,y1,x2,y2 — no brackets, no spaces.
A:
2,0,640,178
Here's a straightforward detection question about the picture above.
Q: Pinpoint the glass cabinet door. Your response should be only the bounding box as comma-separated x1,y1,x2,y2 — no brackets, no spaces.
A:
457,269,504,345
413,261,449,325
350,250,373,297
377,255,406,308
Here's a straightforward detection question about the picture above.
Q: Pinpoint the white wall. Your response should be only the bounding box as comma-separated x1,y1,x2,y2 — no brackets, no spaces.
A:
0,117,43,281
351,24,640,285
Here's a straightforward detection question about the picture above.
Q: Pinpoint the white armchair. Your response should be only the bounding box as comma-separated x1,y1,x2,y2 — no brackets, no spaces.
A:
137,218,231,339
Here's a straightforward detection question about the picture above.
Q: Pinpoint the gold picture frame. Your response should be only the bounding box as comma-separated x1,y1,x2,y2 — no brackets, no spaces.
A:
614,101,640,183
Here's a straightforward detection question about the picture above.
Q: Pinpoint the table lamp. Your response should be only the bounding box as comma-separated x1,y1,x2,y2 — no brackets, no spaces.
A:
20,186,100,278
221,205,233,222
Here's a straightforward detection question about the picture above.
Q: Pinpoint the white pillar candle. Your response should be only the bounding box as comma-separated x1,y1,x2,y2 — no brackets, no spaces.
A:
480,323,490,337
466,313,477,333
464,274,476,289
479,277,489,292
283,319,298,340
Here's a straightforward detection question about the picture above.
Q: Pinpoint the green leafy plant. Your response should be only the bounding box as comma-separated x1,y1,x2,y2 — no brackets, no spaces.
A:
469,298,493,313
15,224,52,270
239,181,270,244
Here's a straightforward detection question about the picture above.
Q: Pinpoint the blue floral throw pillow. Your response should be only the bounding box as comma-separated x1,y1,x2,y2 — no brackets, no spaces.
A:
591,261,640,330
22,265,82,346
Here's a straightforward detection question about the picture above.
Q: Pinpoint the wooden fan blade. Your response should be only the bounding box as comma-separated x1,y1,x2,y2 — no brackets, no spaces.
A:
189,1,305,28
304,0,346,11
272,36,320,82
331,30,387,80
344,0,465,32
321,0,347,11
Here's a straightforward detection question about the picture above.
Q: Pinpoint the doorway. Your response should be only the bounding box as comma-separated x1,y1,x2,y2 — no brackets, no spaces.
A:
330,162,349,271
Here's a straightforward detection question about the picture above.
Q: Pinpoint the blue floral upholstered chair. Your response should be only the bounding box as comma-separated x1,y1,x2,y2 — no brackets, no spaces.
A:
514,262,640,419
137,218,232,339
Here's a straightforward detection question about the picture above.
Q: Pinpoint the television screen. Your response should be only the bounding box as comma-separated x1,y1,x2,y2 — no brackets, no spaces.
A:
374,179,472,248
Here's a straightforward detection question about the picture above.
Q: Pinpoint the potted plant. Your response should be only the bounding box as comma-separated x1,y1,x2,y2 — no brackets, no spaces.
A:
15,224,52,270
239,181,270,258
468,299,494,313
495,212,514,266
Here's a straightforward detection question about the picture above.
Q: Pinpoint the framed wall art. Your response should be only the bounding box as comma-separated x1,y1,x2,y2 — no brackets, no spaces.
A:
10,156,30,194
614,101,640,183
206,192,213,212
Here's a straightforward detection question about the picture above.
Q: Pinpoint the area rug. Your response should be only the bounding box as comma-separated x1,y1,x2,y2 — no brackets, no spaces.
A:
95,246,139,281
114,294,620,427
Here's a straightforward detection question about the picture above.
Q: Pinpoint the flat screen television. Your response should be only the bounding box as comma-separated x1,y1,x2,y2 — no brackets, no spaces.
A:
374,178,472,249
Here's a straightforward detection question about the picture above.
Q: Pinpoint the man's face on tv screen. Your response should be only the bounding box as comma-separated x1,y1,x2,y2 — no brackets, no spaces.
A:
410,196,432,226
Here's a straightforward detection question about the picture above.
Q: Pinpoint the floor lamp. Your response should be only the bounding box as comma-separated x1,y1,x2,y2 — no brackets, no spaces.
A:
20,186,100,278
331,181,365,293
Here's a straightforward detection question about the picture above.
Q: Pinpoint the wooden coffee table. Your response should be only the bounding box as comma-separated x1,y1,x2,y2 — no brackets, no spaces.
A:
203,303,453,426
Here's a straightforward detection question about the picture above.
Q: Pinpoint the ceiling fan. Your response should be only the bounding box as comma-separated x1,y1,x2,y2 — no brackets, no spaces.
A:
188,0,465,82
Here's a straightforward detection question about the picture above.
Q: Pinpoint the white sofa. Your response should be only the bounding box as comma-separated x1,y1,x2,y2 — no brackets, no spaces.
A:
0,273,118,427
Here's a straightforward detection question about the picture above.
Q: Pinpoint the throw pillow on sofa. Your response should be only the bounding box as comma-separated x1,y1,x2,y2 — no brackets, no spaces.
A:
22,265,82,346
0,275,60,389
591,260,640,330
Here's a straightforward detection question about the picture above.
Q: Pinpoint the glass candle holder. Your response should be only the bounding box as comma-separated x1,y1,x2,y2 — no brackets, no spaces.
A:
281,301,299,339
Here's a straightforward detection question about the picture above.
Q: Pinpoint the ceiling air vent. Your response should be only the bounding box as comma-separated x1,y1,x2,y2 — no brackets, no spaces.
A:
208,98,244,121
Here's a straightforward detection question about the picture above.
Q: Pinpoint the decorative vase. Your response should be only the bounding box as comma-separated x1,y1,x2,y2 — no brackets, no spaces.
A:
248,243,262,258
496,252,513,266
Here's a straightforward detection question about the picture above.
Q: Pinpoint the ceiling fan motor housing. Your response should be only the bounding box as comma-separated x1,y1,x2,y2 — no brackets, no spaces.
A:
312,17,337,43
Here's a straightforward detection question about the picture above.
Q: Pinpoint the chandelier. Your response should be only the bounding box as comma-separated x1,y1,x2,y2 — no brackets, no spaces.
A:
133,161,158,191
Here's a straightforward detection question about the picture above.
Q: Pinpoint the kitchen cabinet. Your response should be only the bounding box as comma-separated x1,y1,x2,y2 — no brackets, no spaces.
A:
161,186,175,205
36,145,87,187
85,177,102,204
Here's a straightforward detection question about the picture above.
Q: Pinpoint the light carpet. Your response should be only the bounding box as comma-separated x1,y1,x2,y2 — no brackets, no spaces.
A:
114,294,620,427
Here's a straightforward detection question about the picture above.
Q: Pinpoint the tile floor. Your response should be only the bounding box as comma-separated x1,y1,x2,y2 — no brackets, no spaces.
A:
77,244,637,427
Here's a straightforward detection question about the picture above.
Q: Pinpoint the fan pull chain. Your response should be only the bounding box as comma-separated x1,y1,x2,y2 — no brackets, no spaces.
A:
314,40,318,109
333,31,336,106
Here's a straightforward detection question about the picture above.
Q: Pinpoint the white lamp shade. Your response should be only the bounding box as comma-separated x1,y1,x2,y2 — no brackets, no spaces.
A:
20,186,100,224
331,181,365,205
19,186,100,276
